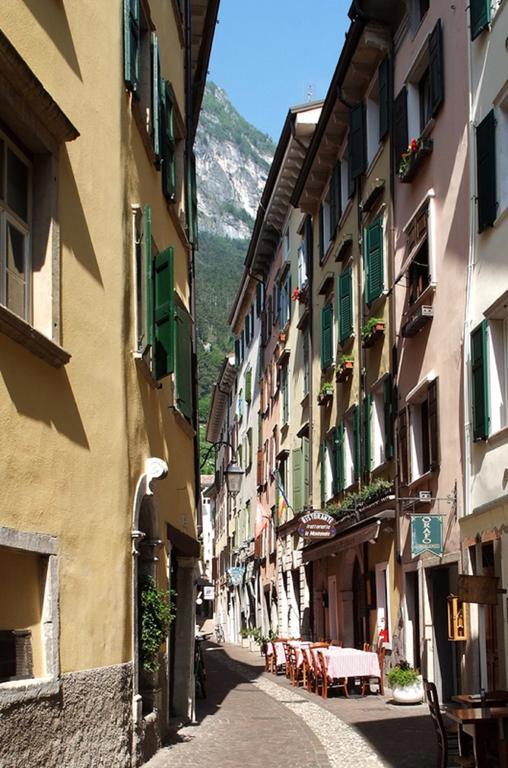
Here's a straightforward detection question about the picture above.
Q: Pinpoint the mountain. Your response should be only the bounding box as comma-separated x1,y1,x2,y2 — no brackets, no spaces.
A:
195,82,275,239
195,83,275,434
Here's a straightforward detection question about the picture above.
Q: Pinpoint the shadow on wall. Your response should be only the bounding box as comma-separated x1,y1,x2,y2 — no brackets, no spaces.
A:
60,147,104,288
0,334,90,450
21,0,83,81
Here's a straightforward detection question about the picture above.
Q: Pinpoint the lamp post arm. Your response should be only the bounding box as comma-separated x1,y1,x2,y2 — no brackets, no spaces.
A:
199,440,237,470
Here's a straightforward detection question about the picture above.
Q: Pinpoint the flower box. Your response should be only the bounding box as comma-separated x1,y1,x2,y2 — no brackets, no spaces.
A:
398,139,433,183
317,391,333,406
362,321,385,348
336,359,354,382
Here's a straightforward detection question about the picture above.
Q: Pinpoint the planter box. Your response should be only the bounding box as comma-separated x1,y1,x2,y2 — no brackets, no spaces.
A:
362,326,385,348
317,392,333,406
391,680,424,704
399,140,433,183
336,362,353,382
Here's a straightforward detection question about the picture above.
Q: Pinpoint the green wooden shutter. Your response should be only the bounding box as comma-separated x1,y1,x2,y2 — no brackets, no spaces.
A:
353,405,361,481
175,304,193,419
123,0,140,92
362,394,372,476
350,104,366,179
378,57,390,140
151,34,161,163
320,441,326,505
292,448,303,512
186,151,198,245
471,320,489,440
365,219,384,304
338,268,353,344
161,83,176,201
476,110,497,233
470,0,490,40
245,368,252,403
393,87,408,173
383,375,394,460
319,204,325,262
428,20,444,117
334,423,345,494
320,304,333,370
154,247,175,379
303,437,310,506
145,206,153,348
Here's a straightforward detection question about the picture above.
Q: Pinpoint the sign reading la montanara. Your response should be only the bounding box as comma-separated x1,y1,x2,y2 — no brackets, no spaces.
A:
298,512,337,540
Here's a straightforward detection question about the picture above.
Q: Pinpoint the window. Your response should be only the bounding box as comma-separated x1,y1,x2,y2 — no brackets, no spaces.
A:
279,272,292,329
319,195,331,262
0,135,31,322
283,228,290,262
399,378,439,482
297,245,307,288
364,218,384,304
329,161,342,240
371,378,394,469
174,300,193,419
320,439,333,504
349,103,367,180
280,364,289,426
320,303,334,370
344,408,359,487
237,389,244,422
366,79,380,167
471,315,508,439
379,57,390,141
475,99,508,232
406,21,444,140
256,282,264,317
0,528,59,692
340,141,351,207
245,367,252,404
303,329,310,397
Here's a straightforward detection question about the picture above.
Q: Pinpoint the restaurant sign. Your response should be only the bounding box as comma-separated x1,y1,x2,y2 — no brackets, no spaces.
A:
411,514,443,558
298,512,337,540
227,566,245,587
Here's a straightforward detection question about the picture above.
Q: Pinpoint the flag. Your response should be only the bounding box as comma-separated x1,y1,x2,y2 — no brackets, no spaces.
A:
277,493,288,521
255,502,271,537
272,469,293,520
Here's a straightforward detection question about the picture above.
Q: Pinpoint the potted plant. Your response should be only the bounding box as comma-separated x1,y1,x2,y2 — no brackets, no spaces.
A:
398,137,433,183
387,661,423,704
292,284,308,305
336,354,354,382
240,627,251,648
317,381,334,406
362,317,385,348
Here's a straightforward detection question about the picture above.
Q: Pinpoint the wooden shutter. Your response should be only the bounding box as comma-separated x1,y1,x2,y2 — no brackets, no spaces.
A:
353,406,361,481
428,379,439,469
123,0,139,92
292,448,303,512
247,429,253,468
234,339,240,368
470,0,490,40
186,151,198,245
393,87,408,173
145,206,153,348
154,247,175,380
320,304,333,370
303,437,310,505
383,375,394,461
257,449,264,486
378,57,390,140
320,441,326,505
304,215,313,275
334,423,345,495
347,138,355,198
471,320,490,440
175,304,193,418
161,83,176,201
245,368,252,403
398,408,409,484
256,282,263,316
350,104,367,179
338,268,353,344
319,204,325,262
329,162,341,238
365,218,384,304
362,394,372,476
428,20,444,117
151,34,161,163
476,110,497,233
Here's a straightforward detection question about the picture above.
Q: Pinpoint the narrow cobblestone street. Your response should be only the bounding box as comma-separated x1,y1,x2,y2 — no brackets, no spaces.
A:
145,644,437,768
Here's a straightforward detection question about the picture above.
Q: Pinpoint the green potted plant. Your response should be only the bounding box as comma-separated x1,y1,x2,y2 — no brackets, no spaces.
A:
387,661,423,704
398,137,433,183
362,317,385,348
336,354,354,382
317,381,334,406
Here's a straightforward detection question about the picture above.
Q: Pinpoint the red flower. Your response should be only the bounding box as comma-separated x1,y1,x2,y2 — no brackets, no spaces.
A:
291,288,300,302
410,138,418,152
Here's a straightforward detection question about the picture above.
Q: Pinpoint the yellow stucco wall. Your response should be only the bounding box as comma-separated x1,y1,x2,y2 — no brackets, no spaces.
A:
0,1,197,675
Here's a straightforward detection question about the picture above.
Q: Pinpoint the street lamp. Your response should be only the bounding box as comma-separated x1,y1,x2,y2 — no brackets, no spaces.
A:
200,440,244,498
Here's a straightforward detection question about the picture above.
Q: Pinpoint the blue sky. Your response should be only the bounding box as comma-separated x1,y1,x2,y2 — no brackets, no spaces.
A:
208,1,349,142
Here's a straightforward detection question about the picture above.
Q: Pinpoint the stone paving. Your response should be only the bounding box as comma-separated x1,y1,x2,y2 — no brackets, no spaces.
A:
144,643,437,768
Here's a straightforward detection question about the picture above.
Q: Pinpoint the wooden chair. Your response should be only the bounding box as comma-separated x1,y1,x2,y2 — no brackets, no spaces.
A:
309,648,325,696
423,680,475,768
317,648,349,699
331,639,343,647
361,645,385,696
301,646,314,692
363,642,371,651
283,642,293,680
271,638,287,675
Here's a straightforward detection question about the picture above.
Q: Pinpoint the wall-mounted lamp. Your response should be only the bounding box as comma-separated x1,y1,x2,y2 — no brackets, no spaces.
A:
200,440,244,498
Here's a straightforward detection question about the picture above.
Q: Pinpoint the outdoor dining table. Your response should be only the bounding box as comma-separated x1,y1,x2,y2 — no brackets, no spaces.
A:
445,706,508,767
452,691,508,708
269,640,309,667
316,646,381,680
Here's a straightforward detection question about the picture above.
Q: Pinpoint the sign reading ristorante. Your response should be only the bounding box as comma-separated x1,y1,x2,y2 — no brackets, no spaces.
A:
298,511,337,540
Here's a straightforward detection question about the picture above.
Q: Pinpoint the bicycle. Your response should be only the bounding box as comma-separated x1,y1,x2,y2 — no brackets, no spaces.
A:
194,632,212,699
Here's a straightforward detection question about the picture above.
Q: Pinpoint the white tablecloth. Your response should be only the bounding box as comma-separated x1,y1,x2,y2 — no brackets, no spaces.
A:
268,640,309,666
317,647,381,679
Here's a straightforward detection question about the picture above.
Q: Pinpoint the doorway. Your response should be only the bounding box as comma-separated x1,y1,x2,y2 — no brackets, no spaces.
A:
429,565,458,701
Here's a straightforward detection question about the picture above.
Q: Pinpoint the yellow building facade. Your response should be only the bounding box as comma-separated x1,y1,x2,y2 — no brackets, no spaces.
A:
0,1,218,765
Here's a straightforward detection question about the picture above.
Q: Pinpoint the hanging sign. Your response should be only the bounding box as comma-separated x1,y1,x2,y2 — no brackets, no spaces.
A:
227,566,245,587
298,511,337,540
457,574,500,606
203,586,215,601
411,514,443,558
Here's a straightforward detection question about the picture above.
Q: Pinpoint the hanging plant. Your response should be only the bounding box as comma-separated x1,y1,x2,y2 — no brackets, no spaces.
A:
139,575,176,673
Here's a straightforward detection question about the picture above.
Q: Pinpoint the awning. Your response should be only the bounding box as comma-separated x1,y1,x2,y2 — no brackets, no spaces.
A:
302,516,391,563
166,523,200,559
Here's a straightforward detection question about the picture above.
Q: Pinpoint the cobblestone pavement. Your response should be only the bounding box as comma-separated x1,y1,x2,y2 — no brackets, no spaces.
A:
144,643,437,768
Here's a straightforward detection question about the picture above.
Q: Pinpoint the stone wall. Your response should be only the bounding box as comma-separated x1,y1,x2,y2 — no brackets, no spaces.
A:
0,663,132,768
